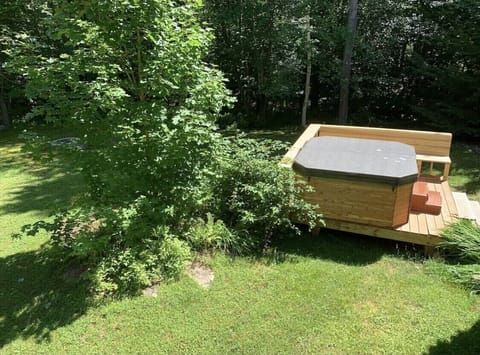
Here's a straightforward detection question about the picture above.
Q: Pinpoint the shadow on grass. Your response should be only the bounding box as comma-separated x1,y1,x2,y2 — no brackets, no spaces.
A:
0,170,84,215
427,318,480,355
0,246,92,347
268,229,401,266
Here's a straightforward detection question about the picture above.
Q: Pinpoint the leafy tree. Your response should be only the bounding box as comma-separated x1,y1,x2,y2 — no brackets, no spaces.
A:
12,0,321,296
205,0,314,125
0,0,50,128
410,0,480,137
13,0,231,210
11,0,231,293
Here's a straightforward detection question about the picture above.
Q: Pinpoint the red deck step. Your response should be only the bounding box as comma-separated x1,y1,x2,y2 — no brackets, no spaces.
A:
411,181,442,215
424,191,442,215
412,181,428,211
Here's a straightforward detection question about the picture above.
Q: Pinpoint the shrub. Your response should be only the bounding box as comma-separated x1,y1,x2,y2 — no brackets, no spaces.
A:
154,235,191,281
93,249,151,297
186,213,251,254
206,138,322,251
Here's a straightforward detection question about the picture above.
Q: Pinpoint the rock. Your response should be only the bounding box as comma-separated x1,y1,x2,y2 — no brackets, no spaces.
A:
142,284,159,297
187,262,214,288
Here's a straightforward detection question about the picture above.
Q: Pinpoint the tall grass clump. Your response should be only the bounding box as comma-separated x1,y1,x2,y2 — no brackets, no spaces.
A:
428,220,480,293
440,219,480,263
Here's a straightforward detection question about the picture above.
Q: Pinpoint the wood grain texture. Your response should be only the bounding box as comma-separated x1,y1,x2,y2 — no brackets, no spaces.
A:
317,124,452,156
282,124,461,247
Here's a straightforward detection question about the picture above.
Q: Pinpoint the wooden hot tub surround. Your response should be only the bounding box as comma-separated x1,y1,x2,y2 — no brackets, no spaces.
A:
293,136,417,228
282,124,480,251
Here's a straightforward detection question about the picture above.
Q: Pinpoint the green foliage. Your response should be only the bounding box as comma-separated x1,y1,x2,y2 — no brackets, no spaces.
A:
23,203,193,296
9,0,232,209
93,248,151,296
187,213,242,253
204,0,480,134
427,220,480,293
6,1,233,296
440,220,480,264
207,138,322,250
426,262,480,294
154,235,191,281
410,0,480,138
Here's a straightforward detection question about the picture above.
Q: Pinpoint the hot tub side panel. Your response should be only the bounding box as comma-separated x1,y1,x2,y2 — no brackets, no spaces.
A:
301,176,407,228
392,184,414,227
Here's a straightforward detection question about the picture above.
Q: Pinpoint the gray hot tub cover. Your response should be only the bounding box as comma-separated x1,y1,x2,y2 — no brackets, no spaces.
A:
293,136,418,186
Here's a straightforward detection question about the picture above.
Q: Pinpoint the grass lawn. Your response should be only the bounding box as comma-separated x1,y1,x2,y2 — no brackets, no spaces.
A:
1,127,479,354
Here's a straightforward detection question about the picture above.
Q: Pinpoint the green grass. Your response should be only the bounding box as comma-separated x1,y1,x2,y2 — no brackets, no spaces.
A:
1,127,480,354
449,142,480,202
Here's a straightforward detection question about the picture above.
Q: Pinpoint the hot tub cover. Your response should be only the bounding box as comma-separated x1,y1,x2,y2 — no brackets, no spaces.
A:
293,136,418,185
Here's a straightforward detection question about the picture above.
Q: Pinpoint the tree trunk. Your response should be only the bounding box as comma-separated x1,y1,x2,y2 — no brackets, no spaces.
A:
301,9,312,127
338,0,358,125
0,78,11,129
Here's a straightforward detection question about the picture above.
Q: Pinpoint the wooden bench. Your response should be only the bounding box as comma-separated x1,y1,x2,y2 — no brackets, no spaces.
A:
281,124,452,181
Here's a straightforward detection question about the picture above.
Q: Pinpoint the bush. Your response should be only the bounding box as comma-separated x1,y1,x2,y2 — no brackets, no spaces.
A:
154,234,191,281
93,249,151,297
186,213,251,254
206,138,322,251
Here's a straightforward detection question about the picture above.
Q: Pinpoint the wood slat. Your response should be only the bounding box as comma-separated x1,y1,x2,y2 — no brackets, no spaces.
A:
471,201,480,226
417,214,429,235
453,192,476,220
408,213,419,234
327,219,442,246
317,124,452,156
416,154,451,164
441,181,458,217
280,124,321,168
432,182,452,225
425,213,437,235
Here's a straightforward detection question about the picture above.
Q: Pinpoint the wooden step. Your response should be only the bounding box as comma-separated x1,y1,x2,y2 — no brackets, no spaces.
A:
452,192,476,220
413,181,428,196
470,201,480,225
424,191,442,215
411,181,429,211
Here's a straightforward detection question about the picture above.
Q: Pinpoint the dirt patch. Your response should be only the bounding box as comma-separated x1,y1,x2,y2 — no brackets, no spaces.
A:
188,262,214,288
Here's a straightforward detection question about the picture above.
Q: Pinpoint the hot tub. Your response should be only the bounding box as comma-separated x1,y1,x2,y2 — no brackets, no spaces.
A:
293,136,418,228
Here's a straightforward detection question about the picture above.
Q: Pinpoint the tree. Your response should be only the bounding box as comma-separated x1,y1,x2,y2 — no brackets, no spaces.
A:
338,0,358,124
13,0,231,208
10,0,234,295
301,5,312,127
1,0,50,128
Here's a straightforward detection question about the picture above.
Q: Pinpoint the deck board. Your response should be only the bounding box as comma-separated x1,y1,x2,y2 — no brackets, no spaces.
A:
409,213,419,234
283,124,470,248
442,182,458,217
452,192,476,220
471,201,480,225
318,171,460,247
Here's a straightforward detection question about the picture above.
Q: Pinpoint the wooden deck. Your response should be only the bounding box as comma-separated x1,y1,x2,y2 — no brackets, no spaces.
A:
285,124,480,251
323,177,457,247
